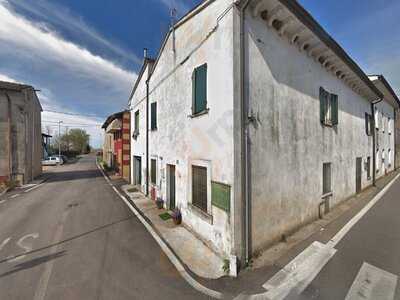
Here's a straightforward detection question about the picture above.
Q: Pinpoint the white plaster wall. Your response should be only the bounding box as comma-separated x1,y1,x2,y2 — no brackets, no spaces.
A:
244,12,376,252
146,0,236,257
375,100,395,178
130,65,151,191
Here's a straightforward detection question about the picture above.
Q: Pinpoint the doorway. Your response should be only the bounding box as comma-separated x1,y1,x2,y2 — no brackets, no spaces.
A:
134,156,141,185
356,157,362,194
167,165,176,210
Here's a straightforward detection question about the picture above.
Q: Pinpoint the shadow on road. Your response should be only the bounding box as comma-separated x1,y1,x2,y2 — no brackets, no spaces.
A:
0,216,134,265
0,251,66,278
46,170,102,183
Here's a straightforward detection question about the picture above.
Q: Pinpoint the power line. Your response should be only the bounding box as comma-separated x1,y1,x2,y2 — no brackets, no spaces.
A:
43,109,106,119
42,120,101,126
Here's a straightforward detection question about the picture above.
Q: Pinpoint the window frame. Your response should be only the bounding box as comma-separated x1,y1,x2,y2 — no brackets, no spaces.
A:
189,160,212,219
133,110,140,139
151,102,157,131
191,63,209,117
320,87,338,126
150,158,157,185
322,162,332,197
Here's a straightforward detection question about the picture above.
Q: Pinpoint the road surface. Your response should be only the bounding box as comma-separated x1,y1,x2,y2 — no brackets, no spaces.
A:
0,155,208,300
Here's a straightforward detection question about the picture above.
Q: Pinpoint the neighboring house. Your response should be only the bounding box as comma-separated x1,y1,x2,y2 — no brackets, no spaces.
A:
128,0,398,265
0,81,43,184
368,75,400,177
42,133,52,159
102,111,131,181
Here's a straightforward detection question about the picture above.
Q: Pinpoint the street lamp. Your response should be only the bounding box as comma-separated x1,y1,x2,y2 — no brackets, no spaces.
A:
58,121,63,158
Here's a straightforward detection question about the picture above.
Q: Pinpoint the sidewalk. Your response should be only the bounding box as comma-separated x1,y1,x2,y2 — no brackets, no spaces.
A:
119,184,226,279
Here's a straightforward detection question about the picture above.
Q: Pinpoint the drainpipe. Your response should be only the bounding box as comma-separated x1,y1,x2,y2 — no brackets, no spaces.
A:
239,0,252,266
5,92,12,181
144,48,150,196
372,98,383,186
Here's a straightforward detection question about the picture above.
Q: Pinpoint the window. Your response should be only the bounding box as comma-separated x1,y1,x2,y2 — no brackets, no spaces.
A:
151,102,157,130
366,156,371,180
365,113,373,136
323,162,332,195
133,110,139,138
320,87,338,126
151,159,157,184
375,110,379,129
388,118,392,134
192,64,208,115
192,165,208,212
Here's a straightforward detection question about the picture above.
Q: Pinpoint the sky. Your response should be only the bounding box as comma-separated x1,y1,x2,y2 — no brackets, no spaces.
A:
0,0,399,147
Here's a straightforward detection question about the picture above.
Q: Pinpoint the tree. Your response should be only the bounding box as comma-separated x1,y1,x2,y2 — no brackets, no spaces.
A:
51,129,90,156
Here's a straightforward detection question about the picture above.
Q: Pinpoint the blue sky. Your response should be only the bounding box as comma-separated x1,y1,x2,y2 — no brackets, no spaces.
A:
0,0,398,147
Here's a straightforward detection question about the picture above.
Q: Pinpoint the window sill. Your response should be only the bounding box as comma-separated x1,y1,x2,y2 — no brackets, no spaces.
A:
150,128,157,132
189,108,209,119
188,203,213,225
321,192,333,199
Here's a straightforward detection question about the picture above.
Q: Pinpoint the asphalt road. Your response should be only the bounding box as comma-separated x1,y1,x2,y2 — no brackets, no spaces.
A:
299,175,400,300
0,155,208,300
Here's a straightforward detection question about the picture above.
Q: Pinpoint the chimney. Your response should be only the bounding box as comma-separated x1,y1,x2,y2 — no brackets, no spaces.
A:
144,48,148,60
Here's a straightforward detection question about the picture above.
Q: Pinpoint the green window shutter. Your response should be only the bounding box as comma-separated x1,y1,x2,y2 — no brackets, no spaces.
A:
365,113,369,135
194,64,207,114
320,87,326,123
331,94,338,125
134,111,139,133
151,102,157,130
192,70,196,114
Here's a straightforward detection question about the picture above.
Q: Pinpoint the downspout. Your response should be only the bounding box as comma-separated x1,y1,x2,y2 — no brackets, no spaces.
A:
145,49,150,197
5,92,12,181
239,0,252,265
371,98,383,186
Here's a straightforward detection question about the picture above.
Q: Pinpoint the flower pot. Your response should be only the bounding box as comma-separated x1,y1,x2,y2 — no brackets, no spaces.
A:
173,217,182,225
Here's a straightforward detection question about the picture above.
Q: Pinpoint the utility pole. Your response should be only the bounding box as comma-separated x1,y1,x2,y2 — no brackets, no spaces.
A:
58,121,63,158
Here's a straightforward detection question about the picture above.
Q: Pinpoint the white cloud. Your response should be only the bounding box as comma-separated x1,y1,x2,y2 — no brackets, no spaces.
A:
0,2,136,96
0,73,18,83
4,0,141,66
42,110,104,149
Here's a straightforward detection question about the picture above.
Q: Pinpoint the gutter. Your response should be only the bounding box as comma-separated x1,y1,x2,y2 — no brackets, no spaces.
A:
371,98,383,186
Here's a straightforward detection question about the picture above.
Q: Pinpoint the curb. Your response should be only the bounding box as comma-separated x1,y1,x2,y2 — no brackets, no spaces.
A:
96,161,224,299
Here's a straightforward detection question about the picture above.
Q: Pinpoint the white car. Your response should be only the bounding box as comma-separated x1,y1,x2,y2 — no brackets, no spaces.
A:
42,156,62,166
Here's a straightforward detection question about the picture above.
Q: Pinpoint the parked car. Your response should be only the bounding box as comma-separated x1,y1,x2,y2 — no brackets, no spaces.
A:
54,155,67,164
42,157,58,166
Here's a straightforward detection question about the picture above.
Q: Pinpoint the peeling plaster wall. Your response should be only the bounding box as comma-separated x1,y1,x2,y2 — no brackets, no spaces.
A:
130,0,236,257
375,100,395,177
0,88,42,184
244,12,376,253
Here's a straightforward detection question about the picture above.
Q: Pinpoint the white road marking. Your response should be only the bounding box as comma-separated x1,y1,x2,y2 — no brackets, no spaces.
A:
261,241,336,299
10,194,20,199
33,210,68,300
0,237,11,251
238,173,400,300
96,161,224,299
328,173,400,248
345,262,398,300
25,182,45,193
0,200,6,204
7,233,39,263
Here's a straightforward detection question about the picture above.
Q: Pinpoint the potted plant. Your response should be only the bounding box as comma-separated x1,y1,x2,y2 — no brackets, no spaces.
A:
172,208,182,225
156,197,164,209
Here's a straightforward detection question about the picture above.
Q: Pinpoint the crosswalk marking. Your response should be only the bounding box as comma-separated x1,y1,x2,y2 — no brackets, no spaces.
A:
262,241,336,299
345,262,398,300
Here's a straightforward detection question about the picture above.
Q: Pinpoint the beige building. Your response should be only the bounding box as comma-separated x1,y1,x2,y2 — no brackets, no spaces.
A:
0,81,43,184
